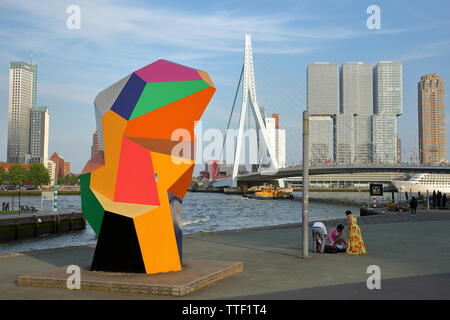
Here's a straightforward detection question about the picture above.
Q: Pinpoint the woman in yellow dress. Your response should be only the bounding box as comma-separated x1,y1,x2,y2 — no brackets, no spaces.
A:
345,210,367,255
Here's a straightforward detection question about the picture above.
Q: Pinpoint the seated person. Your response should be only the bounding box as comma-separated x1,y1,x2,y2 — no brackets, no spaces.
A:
325,224,347,253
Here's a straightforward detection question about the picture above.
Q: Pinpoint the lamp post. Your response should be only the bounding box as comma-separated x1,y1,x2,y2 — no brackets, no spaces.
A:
18,182,21,214
301,111,310,259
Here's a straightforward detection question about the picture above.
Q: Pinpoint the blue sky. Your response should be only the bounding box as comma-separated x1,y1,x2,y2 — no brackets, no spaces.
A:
0,0,449,173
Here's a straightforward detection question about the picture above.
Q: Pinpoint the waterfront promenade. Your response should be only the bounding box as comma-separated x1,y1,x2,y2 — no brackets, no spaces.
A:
1,209,450,299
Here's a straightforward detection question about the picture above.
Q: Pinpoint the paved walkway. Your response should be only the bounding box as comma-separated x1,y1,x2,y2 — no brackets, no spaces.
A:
1,210,450,299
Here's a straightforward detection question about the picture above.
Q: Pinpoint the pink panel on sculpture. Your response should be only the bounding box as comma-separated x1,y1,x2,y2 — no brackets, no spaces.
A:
134,59,203,83
114,137,159,206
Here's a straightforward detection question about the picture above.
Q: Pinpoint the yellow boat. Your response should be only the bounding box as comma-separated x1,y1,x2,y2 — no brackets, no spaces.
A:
243,184,294,200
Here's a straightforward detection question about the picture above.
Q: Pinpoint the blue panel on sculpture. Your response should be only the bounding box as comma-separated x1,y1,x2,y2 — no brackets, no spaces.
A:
111,73,146,120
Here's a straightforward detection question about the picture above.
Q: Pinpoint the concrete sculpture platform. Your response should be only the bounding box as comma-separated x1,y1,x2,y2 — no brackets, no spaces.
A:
18,259,243,297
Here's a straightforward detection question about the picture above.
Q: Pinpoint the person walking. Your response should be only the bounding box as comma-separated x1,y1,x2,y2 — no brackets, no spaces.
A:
432,190,437,208
1,202,5,211
437,191,442,209
410,196,418,215
345,210,367,255
443,194,447,209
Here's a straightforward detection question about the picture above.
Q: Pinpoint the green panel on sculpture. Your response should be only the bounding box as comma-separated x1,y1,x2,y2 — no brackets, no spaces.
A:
129,80,210,120
80,173,104,235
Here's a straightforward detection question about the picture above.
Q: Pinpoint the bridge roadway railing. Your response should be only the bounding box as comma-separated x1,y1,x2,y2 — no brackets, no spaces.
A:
212,164,450,186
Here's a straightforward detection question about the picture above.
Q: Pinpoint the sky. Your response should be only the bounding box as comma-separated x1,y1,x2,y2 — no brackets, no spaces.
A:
0,0,449,174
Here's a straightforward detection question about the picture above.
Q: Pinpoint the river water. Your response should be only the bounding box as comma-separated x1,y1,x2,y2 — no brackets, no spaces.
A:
0,192,375,255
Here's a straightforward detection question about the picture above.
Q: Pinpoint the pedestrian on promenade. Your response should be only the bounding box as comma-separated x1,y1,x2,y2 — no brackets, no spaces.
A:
5,202,9,211
311,221,327,253
438,191,442,208
433,191,437,208
410,196,418,215
324,224,347,253
443,194,447,209
1,202,5,211
345,210,367,255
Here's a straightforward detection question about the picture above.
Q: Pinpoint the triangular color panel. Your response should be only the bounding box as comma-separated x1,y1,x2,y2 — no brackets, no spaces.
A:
134,59,203,83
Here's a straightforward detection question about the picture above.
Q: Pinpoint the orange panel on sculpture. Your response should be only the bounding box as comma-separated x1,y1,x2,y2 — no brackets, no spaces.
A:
91,111,128,200
168,164,195,199
124,87,215,140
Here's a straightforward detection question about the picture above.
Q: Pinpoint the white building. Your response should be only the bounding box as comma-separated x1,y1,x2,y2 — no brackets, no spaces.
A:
276,128,286,168
7,61,37,164
258,114,286,169
45,159,56,185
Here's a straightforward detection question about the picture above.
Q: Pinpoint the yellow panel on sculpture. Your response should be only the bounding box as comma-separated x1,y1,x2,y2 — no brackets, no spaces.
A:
91,189,157,219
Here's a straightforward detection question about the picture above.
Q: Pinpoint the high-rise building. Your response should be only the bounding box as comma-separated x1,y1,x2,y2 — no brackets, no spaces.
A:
307,63,339,115
257,113,286,168
309,116,333,165
272,113,286,168
372,114,397,163
397,137,402,163
7,61,38,164
29,105,49,164
354,114,373,164
340,62,373,115
373,61,403,164
335,114,354,164
91,129,100,158
307,63,339,165
307,61,402,165
418,74,446,164
50,152,65,178
338,62,373,164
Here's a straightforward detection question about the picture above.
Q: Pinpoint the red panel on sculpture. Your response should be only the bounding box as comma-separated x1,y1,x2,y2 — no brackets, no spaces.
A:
114,137,160,206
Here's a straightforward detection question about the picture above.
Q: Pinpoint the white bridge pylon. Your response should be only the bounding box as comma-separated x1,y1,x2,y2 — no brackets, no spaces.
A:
232,34,281,187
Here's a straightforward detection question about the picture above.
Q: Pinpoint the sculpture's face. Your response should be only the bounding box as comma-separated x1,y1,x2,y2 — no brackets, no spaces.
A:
80,60,215,274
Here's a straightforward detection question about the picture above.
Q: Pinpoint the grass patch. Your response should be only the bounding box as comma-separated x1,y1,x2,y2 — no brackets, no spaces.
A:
0,210,20,215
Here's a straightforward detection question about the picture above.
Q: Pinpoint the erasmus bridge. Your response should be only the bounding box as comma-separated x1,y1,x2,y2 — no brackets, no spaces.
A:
211,34,450,189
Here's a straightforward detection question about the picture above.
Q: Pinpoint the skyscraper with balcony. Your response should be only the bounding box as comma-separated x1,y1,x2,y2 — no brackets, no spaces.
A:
373,61,403,164
30,105,49,164
418,74,446,164
7,61,37,164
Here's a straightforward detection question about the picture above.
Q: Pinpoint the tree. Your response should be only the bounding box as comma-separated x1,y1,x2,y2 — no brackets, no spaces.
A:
0,166,6,185
26,163,50,188
8,164,27,186
57,174,79,185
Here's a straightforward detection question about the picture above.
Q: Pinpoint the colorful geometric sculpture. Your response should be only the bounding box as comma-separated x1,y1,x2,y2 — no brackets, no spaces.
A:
80,60,215,274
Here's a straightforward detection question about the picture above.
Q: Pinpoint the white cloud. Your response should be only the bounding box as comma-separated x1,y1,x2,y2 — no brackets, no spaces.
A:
397,40,450,62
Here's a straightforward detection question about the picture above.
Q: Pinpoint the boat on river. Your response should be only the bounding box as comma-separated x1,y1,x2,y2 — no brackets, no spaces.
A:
243,184,294,200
